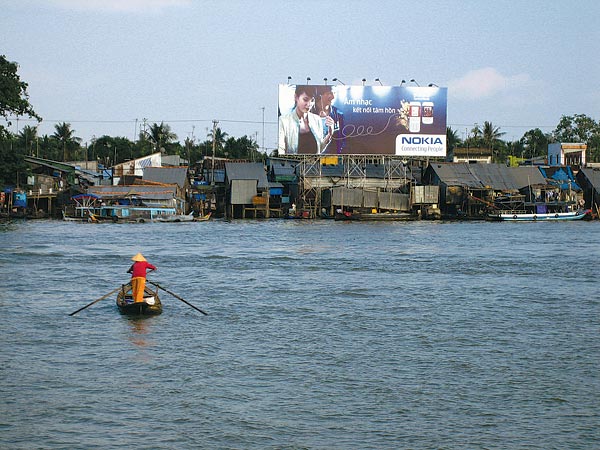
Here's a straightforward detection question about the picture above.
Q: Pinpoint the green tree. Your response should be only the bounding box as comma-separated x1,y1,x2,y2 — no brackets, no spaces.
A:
505,140,525,162
37,134,61,161
0,55,41,138
446,127,461,156
553,114,600,162
482,121,505,162
553,114,598,143
52,122,81,161
223,135,260,160
92,135,134,166
18,125,39,156
520,128,551,159
463,123,483,149
208,127,228,156
0,134,27,186
143,122,178,153
189,139,212,164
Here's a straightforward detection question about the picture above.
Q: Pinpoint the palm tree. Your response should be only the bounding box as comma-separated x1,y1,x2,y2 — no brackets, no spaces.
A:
208,127,228,156
482,121,505,162
19,125,38,156
446,127,461,157
52,122,81,161
470,123,482,140
145,122,177,153
464,123,482,149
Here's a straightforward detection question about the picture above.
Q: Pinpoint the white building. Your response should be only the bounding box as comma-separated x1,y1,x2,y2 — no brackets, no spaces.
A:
112,152,162,184
548,143,586,167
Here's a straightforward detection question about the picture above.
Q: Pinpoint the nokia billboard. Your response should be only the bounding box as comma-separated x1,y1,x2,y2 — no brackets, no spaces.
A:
278,84,447,157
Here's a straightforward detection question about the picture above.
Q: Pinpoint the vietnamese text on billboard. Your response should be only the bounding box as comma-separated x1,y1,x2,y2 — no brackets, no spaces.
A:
278,84,447,156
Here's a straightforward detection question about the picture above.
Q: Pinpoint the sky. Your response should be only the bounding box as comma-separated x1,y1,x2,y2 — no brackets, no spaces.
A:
2,0,600,153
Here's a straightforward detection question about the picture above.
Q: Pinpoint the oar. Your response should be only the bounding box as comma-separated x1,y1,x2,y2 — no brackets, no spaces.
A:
147,280,208,316
69,286,122,316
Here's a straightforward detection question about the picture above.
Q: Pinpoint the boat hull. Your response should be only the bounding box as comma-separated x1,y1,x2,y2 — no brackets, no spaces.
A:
154,213,195,223
489,210,590,221
116,284,162,315
193,212,212,222
334,212,416,221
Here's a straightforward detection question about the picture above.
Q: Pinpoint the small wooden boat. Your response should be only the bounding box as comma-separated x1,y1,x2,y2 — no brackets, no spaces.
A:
194,212,212,222
116,283,162,315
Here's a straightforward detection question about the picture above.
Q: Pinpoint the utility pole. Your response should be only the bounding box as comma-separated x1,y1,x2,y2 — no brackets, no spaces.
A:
211,119,218,185
261,106,265,153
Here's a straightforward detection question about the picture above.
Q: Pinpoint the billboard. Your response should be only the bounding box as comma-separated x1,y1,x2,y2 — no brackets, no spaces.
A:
278,84,447,156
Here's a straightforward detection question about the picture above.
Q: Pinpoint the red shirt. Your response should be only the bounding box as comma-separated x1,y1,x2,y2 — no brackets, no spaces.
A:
129,261,156,278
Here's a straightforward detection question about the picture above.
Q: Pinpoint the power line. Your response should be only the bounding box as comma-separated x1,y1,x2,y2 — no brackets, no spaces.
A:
7,117,278,125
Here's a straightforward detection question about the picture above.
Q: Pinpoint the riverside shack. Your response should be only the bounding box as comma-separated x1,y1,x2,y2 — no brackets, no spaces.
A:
423,162,547,218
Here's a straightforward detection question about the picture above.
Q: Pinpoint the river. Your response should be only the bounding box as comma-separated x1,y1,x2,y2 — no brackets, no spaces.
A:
1,219,598,449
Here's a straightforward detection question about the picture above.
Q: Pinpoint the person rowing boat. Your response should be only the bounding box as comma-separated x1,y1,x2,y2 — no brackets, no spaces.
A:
127,253,156,303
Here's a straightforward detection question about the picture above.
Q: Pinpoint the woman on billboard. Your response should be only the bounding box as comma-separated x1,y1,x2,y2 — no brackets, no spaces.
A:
278,85,334,154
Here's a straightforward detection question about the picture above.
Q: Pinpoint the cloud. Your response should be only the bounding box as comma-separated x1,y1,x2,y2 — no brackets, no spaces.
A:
49,0,191,13
448,67,533,101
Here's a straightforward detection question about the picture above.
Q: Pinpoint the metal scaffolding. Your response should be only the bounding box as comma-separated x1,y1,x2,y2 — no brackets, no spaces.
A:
291,155,415,215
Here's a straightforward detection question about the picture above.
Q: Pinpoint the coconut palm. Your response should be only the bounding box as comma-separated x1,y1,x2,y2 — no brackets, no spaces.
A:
144,122,178,153
470,123,482,140
52,122,81,161
446,127,461,156
19,125,38,155
482,121,505,162
207,127,228,154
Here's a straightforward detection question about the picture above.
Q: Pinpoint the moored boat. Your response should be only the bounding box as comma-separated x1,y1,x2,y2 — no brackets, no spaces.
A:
334,210,416,221
489,209,590,221
154,212,195,223
116,283,162,315
193,212,212,222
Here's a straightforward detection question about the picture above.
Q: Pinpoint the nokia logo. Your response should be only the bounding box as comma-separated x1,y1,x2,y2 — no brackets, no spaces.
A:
400,136,444,145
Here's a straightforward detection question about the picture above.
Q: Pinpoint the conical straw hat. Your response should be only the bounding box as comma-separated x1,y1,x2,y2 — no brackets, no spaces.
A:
131,253,147,262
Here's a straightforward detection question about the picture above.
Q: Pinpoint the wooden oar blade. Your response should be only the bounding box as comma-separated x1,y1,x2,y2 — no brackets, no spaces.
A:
147,281,208,316
69,286,121,316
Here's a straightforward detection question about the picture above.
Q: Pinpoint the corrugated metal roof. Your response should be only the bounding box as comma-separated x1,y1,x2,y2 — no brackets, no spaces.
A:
269,159,298,177
225,162,269,189
578,167,600,190
503,166,546,189
143,167,188,188
87,184,178,200
429,163,546,190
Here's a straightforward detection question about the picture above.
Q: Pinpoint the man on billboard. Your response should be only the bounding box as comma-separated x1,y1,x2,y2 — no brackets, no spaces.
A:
313,85,346,154
278,85,334,154
278,83,447,156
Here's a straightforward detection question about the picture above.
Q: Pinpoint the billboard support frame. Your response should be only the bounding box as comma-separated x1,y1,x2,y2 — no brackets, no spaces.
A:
291,154,418,215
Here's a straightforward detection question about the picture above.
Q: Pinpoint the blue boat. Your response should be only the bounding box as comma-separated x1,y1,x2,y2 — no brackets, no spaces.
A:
96,205,178,223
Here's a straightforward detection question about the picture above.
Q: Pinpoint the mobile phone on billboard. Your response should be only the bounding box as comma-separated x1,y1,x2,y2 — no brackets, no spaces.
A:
409,101,421,133
422,102,434,125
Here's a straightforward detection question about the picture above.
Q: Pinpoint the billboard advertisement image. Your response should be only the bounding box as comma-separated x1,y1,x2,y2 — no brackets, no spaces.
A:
278,84,447,157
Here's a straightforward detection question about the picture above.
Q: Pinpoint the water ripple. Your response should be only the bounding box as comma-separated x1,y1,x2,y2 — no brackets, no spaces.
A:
1,220,599,448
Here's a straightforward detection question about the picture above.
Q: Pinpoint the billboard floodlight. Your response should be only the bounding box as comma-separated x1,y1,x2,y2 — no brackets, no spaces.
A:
332,78,345,85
